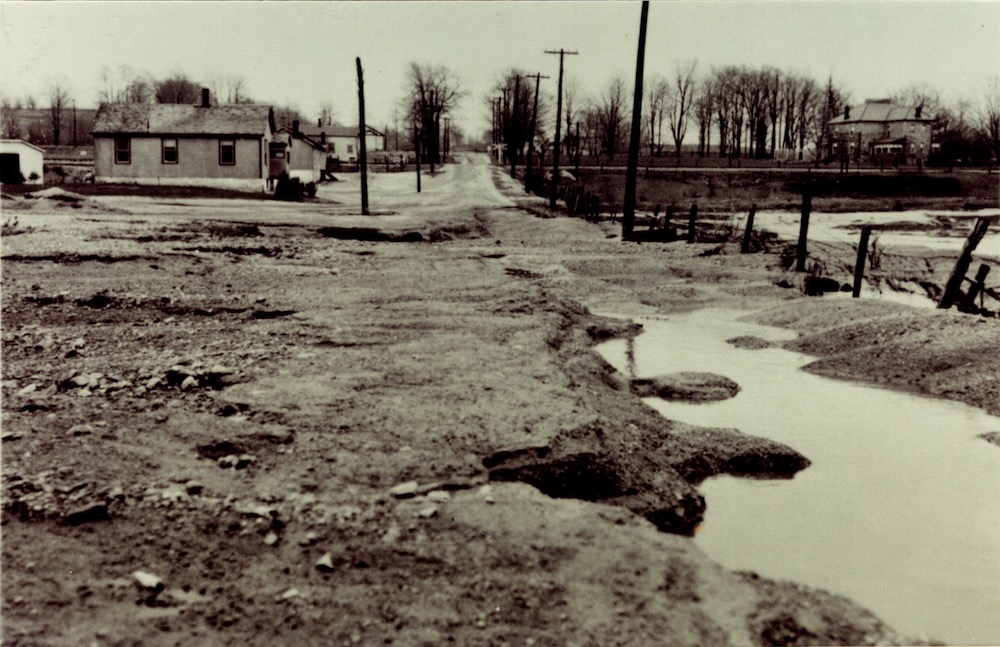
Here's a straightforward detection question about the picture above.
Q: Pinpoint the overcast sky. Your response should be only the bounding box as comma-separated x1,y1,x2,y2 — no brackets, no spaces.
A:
2,1,998,138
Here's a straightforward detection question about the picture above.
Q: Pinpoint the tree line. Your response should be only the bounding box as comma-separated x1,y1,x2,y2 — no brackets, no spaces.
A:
488,62,1000,169
1,66,334,147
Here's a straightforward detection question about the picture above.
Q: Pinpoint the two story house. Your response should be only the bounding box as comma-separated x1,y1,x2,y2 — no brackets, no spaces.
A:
827,99,934,165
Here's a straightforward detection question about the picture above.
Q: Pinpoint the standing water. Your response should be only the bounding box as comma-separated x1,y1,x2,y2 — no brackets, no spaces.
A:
595,309,1000,644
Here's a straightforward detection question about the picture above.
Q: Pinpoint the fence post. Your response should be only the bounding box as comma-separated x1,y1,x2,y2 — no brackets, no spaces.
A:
852,225,873,298
939,217,994,308
740,203,757,253
686,204,698,243
796,189,811,272
959,264,991,312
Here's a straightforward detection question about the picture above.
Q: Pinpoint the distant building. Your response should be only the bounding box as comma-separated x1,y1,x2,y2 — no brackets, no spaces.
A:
292,120,386,163
275,121,327,183
827,99,934,165
0,139,45,184
91,89,275,191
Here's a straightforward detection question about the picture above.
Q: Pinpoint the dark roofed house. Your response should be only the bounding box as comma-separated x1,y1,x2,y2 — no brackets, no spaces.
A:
292,121,385,164
275,120,328,183
92,90,275,192
827,99,934,165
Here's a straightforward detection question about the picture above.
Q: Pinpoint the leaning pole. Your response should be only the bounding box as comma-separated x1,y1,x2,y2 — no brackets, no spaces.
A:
622,0,649,241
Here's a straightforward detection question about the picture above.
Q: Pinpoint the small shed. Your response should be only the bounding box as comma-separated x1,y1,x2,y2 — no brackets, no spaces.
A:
0,139,45,184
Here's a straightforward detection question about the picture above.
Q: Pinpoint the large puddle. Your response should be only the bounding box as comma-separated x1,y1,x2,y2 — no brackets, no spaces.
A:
595,309,1000,644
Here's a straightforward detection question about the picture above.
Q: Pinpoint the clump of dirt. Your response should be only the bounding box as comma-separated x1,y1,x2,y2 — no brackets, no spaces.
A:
727,335,774,349
629,371,741,402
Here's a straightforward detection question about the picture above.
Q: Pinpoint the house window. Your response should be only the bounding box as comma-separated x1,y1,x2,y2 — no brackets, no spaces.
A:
219,139,236,165
162,138,178,164
330,143,336,154
114,137,130,164
347,144,354,155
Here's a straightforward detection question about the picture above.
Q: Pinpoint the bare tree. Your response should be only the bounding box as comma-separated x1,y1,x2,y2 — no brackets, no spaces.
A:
562,74,584,155
485,69,534,171
979,76,1000,165
156,74,201,104
596,76,628,163
100,65,151,104
45,79,70,145
763,67,781,158
811,76,850,164
1,96,22,139
318,102,337,127
795,76,818,160
693,80,714,157
890,83,943,116
644,74,669,156
209,74,252,105
667,60,697,162
405,63,462,168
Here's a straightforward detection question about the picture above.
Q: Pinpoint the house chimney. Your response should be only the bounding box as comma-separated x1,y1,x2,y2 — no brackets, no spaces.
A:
844,105,851,120
292,120,299,135
201,88,210,108
915,105,923,118
318,118,322,128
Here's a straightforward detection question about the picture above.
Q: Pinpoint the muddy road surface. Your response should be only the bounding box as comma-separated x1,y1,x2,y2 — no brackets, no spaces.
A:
6,153,991,646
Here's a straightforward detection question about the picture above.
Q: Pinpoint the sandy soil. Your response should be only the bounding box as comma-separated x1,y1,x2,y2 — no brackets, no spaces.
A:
3,154,997,646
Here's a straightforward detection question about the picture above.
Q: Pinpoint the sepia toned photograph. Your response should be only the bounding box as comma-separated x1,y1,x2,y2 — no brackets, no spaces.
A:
1,1,999,645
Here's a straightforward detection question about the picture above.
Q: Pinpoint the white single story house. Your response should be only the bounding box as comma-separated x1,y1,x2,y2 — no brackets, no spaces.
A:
275,121,327,183
91,89,275,192
294,121,386,163
0,139,45,184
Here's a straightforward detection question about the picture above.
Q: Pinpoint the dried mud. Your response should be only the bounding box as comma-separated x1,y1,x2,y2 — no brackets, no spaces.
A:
4,156,993,646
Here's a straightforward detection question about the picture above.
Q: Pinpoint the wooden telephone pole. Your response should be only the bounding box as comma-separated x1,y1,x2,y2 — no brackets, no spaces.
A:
545,48,578,210
622,0,649,240
356,57,369,215
524,72,549,189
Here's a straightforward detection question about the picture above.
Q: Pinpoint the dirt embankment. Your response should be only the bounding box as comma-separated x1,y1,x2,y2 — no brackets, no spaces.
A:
3,158,974,646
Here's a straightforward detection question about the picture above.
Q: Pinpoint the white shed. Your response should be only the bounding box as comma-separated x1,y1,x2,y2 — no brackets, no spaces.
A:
1,139,45,185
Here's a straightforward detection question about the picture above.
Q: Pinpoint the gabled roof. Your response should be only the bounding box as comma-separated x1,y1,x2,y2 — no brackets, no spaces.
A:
295,124,384,139
92,103,274,136
274,126,327,151
0,139,45,153
829,100,932,125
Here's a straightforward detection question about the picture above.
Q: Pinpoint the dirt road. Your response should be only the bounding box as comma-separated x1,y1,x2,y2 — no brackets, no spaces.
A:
6,152,992,646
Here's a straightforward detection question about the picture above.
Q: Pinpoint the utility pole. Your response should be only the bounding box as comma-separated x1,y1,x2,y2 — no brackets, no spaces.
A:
545,48,578,210
524,73,549,189
574,121,581,177
356,57,369,215
622,0,649,240
413,105,422,193
444,117,450,161
510,74,522,179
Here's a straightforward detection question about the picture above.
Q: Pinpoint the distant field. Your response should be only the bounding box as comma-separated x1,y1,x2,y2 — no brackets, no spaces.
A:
567,168,1000,214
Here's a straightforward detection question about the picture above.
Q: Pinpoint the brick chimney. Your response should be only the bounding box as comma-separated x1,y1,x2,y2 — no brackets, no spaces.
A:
201,88,210,108
844,105,851,120
318,118,322,128
292,120,299,135
915,105,923,118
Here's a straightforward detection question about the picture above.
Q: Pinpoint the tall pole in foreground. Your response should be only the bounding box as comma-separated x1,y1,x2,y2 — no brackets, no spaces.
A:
356,57,370,215
545,48,578,210
622,1,649,240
